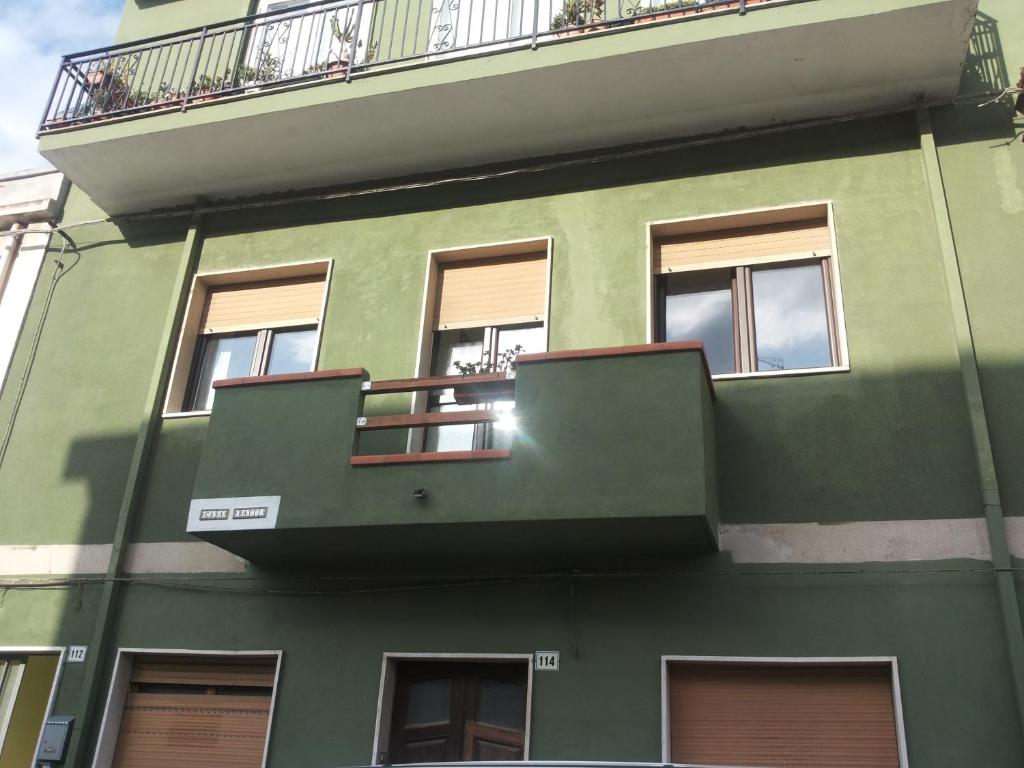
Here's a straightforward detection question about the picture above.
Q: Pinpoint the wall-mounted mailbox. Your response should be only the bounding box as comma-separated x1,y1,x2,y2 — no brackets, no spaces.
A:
35,716,74,765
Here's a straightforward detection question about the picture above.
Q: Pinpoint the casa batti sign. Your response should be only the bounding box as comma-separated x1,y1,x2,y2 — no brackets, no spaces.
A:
534,651,559,671
187,496,280,532
66,646,87,663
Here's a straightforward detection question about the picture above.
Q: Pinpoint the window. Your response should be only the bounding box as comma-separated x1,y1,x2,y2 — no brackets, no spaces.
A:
418,246,550,451
665,659,904,768
98,653,279,768
185,325,317,411
652,205,844,376
165,264,329,415
379,659,530,765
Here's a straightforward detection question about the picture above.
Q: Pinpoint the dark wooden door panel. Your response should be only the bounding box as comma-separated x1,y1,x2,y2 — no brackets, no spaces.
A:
388,661,528,765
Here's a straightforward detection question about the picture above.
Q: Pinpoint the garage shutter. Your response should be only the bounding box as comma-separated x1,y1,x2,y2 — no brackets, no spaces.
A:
111,655,276,768
655,218,831,274
668,662,901,768
199,275,325,334
434,254,547,330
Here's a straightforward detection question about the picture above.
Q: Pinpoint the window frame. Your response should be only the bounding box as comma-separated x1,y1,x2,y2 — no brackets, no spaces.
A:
90,648,283,768
0,646,65,768
371,653,534,766
163,260,332,418
183,324,318,412
646,202,850,380
659,655,910,768
409,238,554,453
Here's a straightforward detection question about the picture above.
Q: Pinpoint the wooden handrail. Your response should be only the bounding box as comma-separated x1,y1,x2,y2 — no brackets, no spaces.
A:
366,372,513,395
351,449,511,466
357,410,501,431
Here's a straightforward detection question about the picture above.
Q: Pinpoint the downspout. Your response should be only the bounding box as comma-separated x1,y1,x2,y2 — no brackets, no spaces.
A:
68,209,206,768
916,103,1024,737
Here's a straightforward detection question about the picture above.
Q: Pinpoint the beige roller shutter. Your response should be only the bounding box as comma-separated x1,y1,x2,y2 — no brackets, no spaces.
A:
434,253,547,330
111,655,276,768
668,662,901,768
655,218,830,274
199,275,325,334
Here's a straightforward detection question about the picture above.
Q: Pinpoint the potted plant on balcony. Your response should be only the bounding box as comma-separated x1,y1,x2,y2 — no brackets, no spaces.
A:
551,0,607,37
451,345,523,405
189,74,226,103
83,54,140,120
626,0,700,24
304,15,357,80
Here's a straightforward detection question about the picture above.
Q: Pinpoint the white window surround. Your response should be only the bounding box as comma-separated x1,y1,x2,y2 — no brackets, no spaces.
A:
370,652,535,766
645,201,851,381
0,646,66,767
660,655,910,768
90,648,283,768
163,259,333,417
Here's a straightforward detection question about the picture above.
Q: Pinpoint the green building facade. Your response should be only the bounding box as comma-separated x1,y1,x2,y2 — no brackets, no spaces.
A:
2,0,1024,766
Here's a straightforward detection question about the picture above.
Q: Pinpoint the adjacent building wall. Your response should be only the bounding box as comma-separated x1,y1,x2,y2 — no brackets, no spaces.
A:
0,169,67,394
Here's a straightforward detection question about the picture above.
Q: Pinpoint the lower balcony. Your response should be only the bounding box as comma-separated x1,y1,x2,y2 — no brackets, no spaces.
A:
186,341,717,572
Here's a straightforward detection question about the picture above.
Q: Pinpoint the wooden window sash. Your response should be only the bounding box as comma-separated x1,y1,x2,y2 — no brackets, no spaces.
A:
820,257,840,366
658,256,840,374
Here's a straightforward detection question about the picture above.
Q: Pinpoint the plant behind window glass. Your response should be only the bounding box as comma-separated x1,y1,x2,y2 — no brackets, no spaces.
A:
453,345,525,375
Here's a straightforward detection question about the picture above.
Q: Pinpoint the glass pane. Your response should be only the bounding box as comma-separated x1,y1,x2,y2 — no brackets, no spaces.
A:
752,263,832,371
476,678,526,730
405,678,451,727
494,324,546,361
427,330,486,453
487,324,544,449
191,334,259,411
267,328,317,375
663,272,736,375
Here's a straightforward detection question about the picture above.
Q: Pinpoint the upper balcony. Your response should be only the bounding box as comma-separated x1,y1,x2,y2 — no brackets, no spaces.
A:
36,0,977,214
185,342,717,572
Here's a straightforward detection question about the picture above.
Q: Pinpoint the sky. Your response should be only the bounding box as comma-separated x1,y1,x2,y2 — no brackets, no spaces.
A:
0,0,123,172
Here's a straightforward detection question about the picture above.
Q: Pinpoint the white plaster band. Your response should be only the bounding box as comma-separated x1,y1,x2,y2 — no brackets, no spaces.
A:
0,542,246,576
720,519,998,564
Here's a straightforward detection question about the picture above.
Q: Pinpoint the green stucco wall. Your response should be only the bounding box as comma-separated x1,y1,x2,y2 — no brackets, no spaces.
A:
934,0,1024,523
115,0,256,44
5,113,985,550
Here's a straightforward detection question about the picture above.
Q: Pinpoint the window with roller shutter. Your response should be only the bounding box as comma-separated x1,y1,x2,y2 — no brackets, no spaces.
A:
652,204,846,376
109,655,277,768
666,660,903,768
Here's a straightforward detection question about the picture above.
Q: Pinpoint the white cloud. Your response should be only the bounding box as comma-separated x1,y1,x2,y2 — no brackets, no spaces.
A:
0,0,122,171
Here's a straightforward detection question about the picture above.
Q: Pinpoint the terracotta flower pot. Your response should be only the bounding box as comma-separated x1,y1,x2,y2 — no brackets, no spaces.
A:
555,20,608,37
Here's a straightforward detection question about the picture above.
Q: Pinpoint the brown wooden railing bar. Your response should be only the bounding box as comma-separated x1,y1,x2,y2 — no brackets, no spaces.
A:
357,410,501,431
351,449,511,466
366,372,514,395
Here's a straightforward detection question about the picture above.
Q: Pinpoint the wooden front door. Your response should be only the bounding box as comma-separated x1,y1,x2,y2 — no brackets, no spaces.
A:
388,661,527,764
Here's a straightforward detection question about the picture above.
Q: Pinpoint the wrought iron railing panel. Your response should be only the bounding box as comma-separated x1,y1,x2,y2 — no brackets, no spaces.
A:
39,0,765,131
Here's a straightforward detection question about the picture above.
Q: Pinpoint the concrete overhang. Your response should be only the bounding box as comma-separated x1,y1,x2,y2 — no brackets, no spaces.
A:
0,170,68,227
38,0,977,214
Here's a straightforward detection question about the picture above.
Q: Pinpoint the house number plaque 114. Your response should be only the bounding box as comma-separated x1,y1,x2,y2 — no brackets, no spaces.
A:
534,651,559,671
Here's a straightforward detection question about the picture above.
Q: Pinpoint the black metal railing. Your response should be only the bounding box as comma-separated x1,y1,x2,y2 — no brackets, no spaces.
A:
39,0,761,131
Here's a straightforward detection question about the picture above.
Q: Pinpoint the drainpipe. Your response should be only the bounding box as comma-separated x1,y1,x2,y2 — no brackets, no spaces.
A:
916,103,1024,737
68,209,206,768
